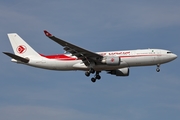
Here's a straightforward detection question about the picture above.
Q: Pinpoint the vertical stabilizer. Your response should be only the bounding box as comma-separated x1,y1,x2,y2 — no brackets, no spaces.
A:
7,33,41,57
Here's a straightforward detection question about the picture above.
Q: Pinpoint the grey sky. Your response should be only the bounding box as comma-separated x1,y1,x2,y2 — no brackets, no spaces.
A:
0,0,180,120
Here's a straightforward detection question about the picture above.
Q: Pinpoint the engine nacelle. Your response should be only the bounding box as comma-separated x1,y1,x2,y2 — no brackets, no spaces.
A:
102,56,120,65
108,68,129,76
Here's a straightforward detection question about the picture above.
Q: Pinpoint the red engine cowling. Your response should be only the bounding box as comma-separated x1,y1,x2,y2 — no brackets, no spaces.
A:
102,56,121,65
108,68,129,76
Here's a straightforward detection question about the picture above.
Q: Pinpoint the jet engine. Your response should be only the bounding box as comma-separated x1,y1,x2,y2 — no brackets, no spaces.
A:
101,56,121,65
108,68,129,76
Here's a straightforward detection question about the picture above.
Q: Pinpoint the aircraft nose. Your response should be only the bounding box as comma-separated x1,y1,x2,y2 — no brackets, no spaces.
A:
172,54,177,60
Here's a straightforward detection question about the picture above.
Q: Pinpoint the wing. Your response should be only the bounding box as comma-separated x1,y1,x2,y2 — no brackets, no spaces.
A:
44,30,103,66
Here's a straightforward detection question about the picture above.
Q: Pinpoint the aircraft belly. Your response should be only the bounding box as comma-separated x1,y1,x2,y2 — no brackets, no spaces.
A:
53,60,79,70
73,60,129,71
28,59,79,70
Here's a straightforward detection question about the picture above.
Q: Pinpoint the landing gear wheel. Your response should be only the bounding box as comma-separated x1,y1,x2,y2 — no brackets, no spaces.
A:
90,68,95,74
85,71,90,77
95,75,101,80
91,78,96,83
156,64,160,72
156,68,160,72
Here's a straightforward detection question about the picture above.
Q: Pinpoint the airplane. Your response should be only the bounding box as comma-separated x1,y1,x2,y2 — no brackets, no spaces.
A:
3,30,177,82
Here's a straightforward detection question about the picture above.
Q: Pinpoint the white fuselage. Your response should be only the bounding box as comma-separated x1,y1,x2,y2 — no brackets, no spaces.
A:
5,32,177,82
16,49,177,71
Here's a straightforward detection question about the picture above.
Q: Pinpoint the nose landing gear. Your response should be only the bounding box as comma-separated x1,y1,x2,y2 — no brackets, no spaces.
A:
156,64,160,72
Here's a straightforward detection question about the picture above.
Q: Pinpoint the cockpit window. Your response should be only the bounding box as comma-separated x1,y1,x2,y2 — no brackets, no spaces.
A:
167,52,173,54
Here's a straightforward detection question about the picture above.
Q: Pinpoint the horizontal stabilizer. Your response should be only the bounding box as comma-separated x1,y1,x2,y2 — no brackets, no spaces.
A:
3,52,29,63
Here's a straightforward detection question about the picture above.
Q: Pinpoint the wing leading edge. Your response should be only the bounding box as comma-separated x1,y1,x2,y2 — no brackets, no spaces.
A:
44,30,103,66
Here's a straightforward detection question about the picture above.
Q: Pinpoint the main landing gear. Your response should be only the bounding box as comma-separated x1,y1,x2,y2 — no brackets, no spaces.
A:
85,68,101,83
156,64,160,72
85,68,95,77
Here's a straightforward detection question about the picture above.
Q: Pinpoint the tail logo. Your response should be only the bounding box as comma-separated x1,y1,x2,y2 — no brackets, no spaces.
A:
17,45,26,54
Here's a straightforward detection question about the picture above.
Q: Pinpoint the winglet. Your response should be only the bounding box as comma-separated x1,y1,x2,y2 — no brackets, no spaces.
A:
44,30,52,37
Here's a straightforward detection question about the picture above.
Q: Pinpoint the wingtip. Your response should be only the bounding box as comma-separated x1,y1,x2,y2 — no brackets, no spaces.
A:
44,30,52,37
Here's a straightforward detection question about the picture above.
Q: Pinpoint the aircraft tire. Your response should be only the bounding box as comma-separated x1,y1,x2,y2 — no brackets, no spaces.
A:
156,68,160,72
96,75,101,80
90,68,95,74
85,71,90,77
91,78,96,83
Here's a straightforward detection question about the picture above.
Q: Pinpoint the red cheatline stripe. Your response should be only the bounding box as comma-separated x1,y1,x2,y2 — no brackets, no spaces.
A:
40,54,77,60
40,54,162,61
